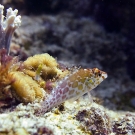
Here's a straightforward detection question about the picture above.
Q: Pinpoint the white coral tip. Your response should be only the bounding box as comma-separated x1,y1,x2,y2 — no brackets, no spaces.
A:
14,15,21,28
7,15,15,26
6,8,18,18
6,8,21,29
0,4,4,14
0,4,4,22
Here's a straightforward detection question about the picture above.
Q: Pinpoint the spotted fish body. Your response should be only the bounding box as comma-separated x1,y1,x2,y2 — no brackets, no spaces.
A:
40,68,107,113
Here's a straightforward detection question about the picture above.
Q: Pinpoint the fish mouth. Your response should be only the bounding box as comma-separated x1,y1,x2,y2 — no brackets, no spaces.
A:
102,72,108,79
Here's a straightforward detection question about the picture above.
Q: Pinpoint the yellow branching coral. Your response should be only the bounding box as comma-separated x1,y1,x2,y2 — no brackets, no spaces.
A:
23,53,64,80
0,49,68,104
9,71,45,103
24,53,58,68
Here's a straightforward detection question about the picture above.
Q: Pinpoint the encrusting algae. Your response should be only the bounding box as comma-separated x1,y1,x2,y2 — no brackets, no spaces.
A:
0,4,107,113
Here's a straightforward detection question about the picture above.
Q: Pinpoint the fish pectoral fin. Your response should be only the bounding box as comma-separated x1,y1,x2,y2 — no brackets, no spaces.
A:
87,91,93,103
67,96,80,103
85,86,93,103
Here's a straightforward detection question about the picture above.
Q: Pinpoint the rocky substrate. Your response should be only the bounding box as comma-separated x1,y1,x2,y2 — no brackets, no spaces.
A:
0,97,135,135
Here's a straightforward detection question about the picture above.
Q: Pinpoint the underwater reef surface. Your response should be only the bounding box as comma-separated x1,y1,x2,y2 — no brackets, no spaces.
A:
0,13,133,134
0,2,135,135
0,97,135,135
